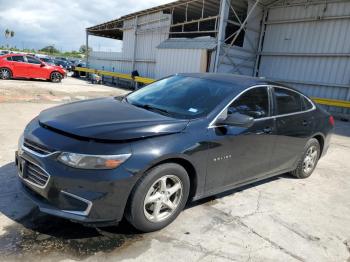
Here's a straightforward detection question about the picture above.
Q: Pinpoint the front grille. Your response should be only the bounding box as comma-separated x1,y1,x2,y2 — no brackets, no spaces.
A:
23,139,53,155
25,161,50,187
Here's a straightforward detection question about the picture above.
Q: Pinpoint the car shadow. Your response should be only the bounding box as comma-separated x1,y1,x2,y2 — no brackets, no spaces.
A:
0,160,294,259
10,78,51,83
0,162,141,259
186,173,293,209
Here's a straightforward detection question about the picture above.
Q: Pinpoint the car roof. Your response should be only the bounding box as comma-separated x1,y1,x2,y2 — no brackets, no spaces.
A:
178,73,281,88
1,53,28,58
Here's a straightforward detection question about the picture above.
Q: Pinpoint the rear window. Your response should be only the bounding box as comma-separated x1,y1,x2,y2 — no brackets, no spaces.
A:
274,87,303,115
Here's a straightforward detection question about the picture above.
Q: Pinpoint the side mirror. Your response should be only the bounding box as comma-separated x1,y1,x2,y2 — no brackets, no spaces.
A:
216,112,254,128
40,63,45,67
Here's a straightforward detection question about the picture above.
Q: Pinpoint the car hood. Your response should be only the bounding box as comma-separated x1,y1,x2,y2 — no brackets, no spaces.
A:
38,97,189,141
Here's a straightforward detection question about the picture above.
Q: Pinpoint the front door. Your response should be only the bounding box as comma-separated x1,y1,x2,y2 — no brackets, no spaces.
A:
205,86,276,193
25,56,47,79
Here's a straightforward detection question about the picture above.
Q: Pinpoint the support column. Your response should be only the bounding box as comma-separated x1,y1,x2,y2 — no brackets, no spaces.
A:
214,0,229,72
85,31,89,68
253,8,268,77
132,16,139,71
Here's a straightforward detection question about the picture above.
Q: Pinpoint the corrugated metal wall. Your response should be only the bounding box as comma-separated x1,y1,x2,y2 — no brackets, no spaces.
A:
155,49,207,78
89,11,171,79
258,0,350,114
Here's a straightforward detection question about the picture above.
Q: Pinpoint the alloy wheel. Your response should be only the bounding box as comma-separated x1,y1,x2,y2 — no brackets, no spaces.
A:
51,72,62,82
0,68,10,80
143,175,183,223
303,145,318,174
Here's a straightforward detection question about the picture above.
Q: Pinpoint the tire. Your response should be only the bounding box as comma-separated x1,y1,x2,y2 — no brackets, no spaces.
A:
290,138,320,179
0,68,12,80
126,163,190,232
50,71,62,83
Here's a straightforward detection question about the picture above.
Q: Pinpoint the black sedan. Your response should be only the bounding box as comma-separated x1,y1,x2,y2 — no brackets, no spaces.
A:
16,74,334,232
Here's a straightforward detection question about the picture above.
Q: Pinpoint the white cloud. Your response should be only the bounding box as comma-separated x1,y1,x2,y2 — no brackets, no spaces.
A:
0,0,173,51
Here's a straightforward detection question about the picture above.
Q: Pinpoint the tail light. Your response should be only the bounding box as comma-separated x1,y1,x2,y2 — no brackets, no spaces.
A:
329,115,335,126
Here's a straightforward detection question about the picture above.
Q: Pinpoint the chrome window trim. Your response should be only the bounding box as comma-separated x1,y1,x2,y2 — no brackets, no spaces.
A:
18,157,51,189
208,84,316,129
208,85,269,129
61,190,93,216
271,85,316,115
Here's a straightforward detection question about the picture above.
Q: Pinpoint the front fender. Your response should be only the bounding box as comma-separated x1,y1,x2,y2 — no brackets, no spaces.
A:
125,132,208,199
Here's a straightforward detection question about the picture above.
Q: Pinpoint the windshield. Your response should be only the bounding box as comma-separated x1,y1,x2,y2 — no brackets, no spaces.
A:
126,75,234,119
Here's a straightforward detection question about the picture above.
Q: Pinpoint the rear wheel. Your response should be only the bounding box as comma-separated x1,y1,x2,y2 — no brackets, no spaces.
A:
50,71,62,83
290,138,320,179
126,163,190,232
0,68,12,80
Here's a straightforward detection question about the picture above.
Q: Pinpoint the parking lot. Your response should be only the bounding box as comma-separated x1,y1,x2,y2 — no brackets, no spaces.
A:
0,78,350,262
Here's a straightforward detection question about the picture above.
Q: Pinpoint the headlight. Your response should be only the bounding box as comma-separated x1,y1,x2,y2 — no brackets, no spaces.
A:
57,152,131,170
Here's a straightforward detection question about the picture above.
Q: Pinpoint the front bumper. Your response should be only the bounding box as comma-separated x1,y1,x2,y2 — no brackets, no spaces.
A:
15,147,136,225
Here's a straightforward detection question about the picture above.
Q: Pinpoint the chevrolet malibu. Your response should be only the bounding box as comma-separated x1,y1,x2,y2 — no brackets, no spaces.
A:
16,74,334,232
0,54,66,82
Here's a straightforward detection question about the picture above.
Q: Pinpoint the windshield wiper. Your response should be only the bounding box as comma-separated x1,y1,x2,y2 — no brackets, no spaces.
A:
131,103,171,116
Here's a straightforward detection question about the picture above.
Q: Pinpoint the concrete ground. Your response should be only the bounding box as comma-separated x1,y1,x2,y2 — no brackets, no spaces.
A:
0,78,349,262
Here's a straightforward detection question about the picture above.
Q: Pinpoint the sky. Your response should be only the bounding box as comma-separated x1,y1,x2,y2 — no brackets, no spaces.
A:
0,0,173,52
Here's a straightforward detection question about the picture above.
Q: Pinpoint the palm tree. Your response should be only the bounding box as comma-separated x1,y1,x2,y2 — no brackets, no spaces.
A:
4,29,15,49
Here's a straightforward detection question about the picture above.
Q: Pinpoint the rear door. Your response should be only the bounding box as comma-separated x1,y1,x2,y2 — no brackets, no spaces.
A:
9,55,27,77
269,86,316,173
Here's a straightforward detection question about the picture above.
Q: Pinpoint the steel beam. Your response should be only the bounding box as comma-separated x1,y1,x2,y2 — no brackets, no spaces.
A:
85,31,89,67
254,8,268,76
217,0,261,72
265,15,350,25
260,52,350,57
269,0,349,9
214,0,229,72
132,16,139,71
170,15,219,27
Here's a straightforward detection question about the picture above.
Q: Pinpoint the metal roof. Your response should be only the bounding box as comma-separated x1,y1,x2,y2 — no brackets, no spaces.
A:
86,0,248,39
86,0,328,40
157,37,217,50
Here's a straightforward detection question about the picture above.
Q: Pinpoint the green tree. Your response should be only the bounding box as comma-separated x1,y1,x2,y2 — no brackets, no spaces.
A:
39,45,59,54
79,44,92,53
4,29,15,38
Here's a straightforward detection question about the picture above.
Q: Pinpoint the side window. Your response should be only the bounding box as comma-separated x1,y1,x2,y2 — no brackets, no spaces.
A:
228,86,269,119
274,87,303,115
6,57,12,61
11,56,25,62
302,96,314,111
26,56,42,64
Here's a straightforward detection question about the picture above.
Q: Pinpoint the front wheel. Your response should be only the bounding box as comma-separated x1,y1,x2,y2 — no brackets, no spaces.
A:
290,138,320,179
126,163,190,232
0,68,12,80
50,72,62,83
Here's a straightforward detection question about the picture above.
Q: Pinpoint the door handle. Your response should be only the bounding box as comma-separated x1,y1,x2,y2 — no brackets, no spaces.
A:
263,127,272,134
302,120,308,126
255,127,272,135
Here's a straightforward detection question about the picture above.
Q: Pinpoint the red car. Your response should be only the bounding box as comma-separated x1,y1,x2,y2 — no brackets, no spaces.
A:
0,54,66,83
